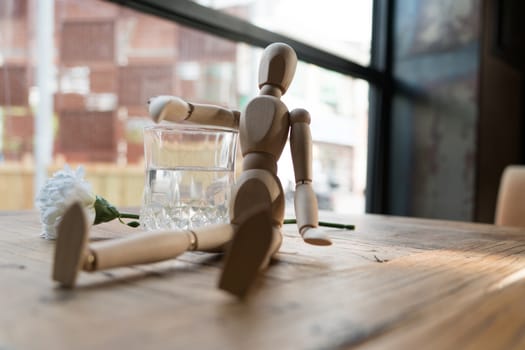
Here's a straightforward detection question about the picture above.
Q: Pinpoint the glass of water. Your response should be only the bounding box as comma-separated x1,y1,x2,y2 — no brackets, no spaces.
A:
140,124,238,231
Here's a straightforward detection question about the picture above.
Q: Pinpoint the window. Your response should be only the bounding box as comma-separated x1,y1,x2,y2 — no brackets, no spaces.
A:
191,0,373,65
0,0,376,215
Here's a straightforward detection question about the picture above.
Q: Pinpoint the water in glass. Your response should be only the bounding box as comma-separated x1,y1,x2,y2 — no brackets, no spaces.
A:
140,166,234,230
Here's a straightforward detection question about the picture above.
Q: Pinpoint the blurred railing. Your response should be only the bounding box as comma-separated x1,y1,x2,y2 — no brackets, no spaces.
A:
0,162,144,210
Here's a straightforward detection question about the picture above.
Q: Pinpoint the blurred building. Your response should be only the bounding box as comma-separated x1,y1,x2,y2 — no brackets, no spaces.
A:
0,0,239,164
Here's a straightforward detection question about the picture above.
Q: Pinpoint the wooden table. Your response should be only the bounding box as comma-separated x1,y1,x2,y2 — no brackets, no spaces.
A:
2,210,525,349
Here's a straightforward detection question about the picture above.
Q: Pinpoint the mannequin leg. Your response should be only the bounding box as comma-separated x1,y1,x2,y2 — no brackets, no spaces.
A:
218,178,282,298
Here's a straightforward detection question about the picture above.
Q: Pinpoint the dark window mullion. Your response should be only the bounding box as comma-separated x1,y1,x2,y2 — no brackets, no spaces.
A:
366,0,394,214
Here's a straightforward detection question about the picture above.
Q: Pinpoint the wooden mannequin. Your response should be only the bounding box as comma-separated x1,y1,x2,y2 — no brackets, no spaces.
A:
53,43,331,297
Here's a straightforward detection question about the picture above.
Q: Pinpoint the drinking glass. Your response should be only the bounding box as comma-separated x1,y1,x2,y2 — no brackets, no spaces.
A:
140,124,238,230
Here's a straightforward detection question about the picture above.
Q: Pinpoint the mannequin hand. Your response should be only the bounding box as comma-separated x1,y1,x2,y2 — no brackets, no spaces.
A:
148,95,190,123
301,227,332,246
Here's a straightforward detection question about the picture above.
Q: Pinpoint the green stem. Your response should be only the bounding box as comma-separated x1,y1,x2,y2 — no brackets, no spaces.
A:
318,221,355,230
283,219,355,230
119,213,140,220
117,212,141,228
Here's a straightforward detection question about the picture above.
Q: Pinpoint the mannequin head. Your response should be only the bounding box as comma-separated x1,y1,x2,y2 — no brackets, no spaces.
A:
258,43,297,95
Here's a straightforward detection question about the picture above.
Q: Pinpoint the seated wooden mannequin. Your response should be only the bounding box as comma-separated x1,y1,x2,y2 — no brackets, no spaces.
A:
53,43,331,298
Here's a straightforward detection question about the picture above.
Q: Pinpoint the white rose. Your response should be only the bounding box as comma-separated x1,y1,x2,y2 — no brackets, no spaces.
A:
35,165,96,240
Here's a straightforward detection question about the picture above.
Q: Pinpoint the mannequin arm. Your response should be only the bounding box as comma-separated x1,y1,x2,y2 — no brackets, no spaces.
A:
148,95,240,129
289,108,331,246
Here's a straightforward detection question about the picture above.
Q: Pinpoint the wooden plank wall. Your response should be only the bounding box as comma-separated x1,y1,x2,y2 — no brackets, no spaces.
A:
0,163,144,210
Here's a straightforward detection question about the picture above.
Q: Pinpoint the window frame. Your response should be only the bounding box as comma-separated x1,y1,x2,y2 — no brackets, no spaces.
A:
105,0,393,214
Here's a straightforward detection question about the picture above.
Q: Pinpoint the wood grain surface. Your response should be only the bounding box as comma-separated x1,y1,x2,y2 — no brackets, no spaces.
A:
2,211,525,349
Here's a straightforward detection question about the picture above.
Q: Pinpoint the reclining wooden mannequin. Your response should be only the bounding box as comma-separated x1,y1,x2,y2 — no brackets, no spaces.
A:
53,43,331,298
